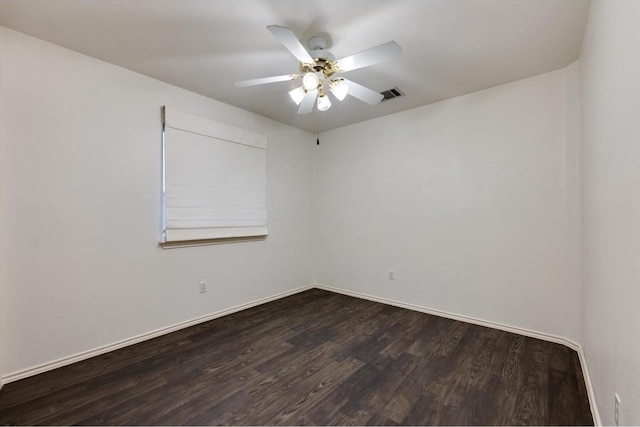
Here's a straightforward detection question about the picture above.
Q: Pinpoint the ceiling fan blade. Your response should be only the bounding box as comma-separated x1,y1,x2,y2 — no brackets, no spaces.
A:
267,25,315,65
234,74,299,87
335,41,402,73
341,79,384,105
297,89,318,114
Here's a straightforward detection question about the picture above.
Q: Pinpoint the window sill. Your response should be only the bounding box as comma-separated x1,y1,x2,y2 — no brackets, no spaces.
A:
159,235,267,249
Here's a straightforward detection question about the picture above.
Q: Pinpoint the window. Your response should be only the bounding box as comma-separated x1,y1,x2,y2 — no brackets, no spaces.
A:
161,107,267,245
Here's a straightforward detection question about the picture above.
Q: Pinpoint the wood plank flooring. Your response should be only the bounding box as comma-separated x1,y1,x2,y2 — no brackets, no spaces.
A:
0,289,593,425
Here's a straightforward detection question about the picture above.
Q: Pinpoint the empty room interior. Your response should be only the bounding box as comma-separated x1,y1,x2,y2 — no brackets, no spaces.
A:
0,0,639,425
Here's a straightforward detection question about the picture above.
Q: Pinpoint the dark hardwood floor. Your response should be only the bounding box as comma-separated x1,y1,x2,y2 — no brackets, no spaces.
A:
0,288,593,425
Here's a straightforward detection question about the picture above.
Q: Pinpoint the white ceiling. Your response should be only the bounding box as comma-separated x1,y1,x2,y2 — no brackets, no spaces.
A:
0,0,590,133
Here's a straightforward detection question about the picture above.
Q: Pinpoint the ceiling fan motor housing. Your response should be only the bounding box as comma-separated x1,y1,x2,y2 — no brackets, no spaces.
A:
300,36,338,78
301,57,337,78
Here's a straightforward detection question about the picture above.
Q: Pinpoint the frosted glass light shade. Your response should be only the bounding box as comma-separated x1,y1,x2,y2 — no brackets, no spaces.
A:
302,72,320,91
289,86,306,105
317,94,331,111
330,80,349,101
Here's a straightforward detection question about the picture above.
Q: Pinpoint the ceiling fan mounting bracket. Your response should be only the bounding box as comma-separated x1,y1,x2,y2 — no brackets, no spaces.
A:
308,36,327,51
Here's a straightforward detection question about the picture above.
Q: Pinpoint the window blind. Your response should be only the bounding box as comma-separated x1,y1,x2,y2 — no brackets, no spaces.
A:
162,107,267,243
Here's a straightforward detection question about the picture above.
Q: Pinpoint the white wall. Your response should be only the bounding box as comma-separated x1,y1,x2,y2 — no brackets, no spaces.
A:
580,1,640,424
0,41,5,386
0,26,314,378
315,67,582,341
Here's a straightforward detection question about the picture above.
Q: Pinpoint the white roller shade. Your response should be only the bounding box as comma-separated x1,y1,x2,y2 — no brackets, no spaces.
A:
162,107,267,242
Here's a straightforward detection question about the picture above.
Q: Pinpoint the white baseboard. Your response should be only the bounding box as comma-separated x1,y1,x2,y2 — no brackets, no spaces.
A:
1,284,314,384
576,345,602,426
314,283,601,426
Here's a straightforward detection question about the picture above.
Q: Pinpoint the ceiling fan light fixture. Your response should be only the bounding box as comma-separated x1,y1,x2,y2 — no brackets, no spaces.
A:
317,93,331,111
302,72,320,91
288,86,306,105
235,25,402,116
330,80,349,101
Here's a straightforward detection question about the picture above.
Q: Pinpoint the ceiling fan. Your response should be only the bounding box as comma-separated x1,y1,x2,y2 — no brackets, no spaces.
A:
235,25,402,114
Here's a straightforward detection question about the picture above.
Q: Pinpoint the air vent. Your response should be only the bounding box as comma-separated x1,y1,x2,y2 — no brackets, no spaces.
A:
380,87,405,101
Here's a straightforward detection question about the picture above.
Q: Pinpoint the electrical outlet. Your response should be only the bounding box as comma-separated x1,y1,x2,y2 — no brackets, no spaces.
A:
615,393,621,426
388,270,395,281
199,281,207,294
